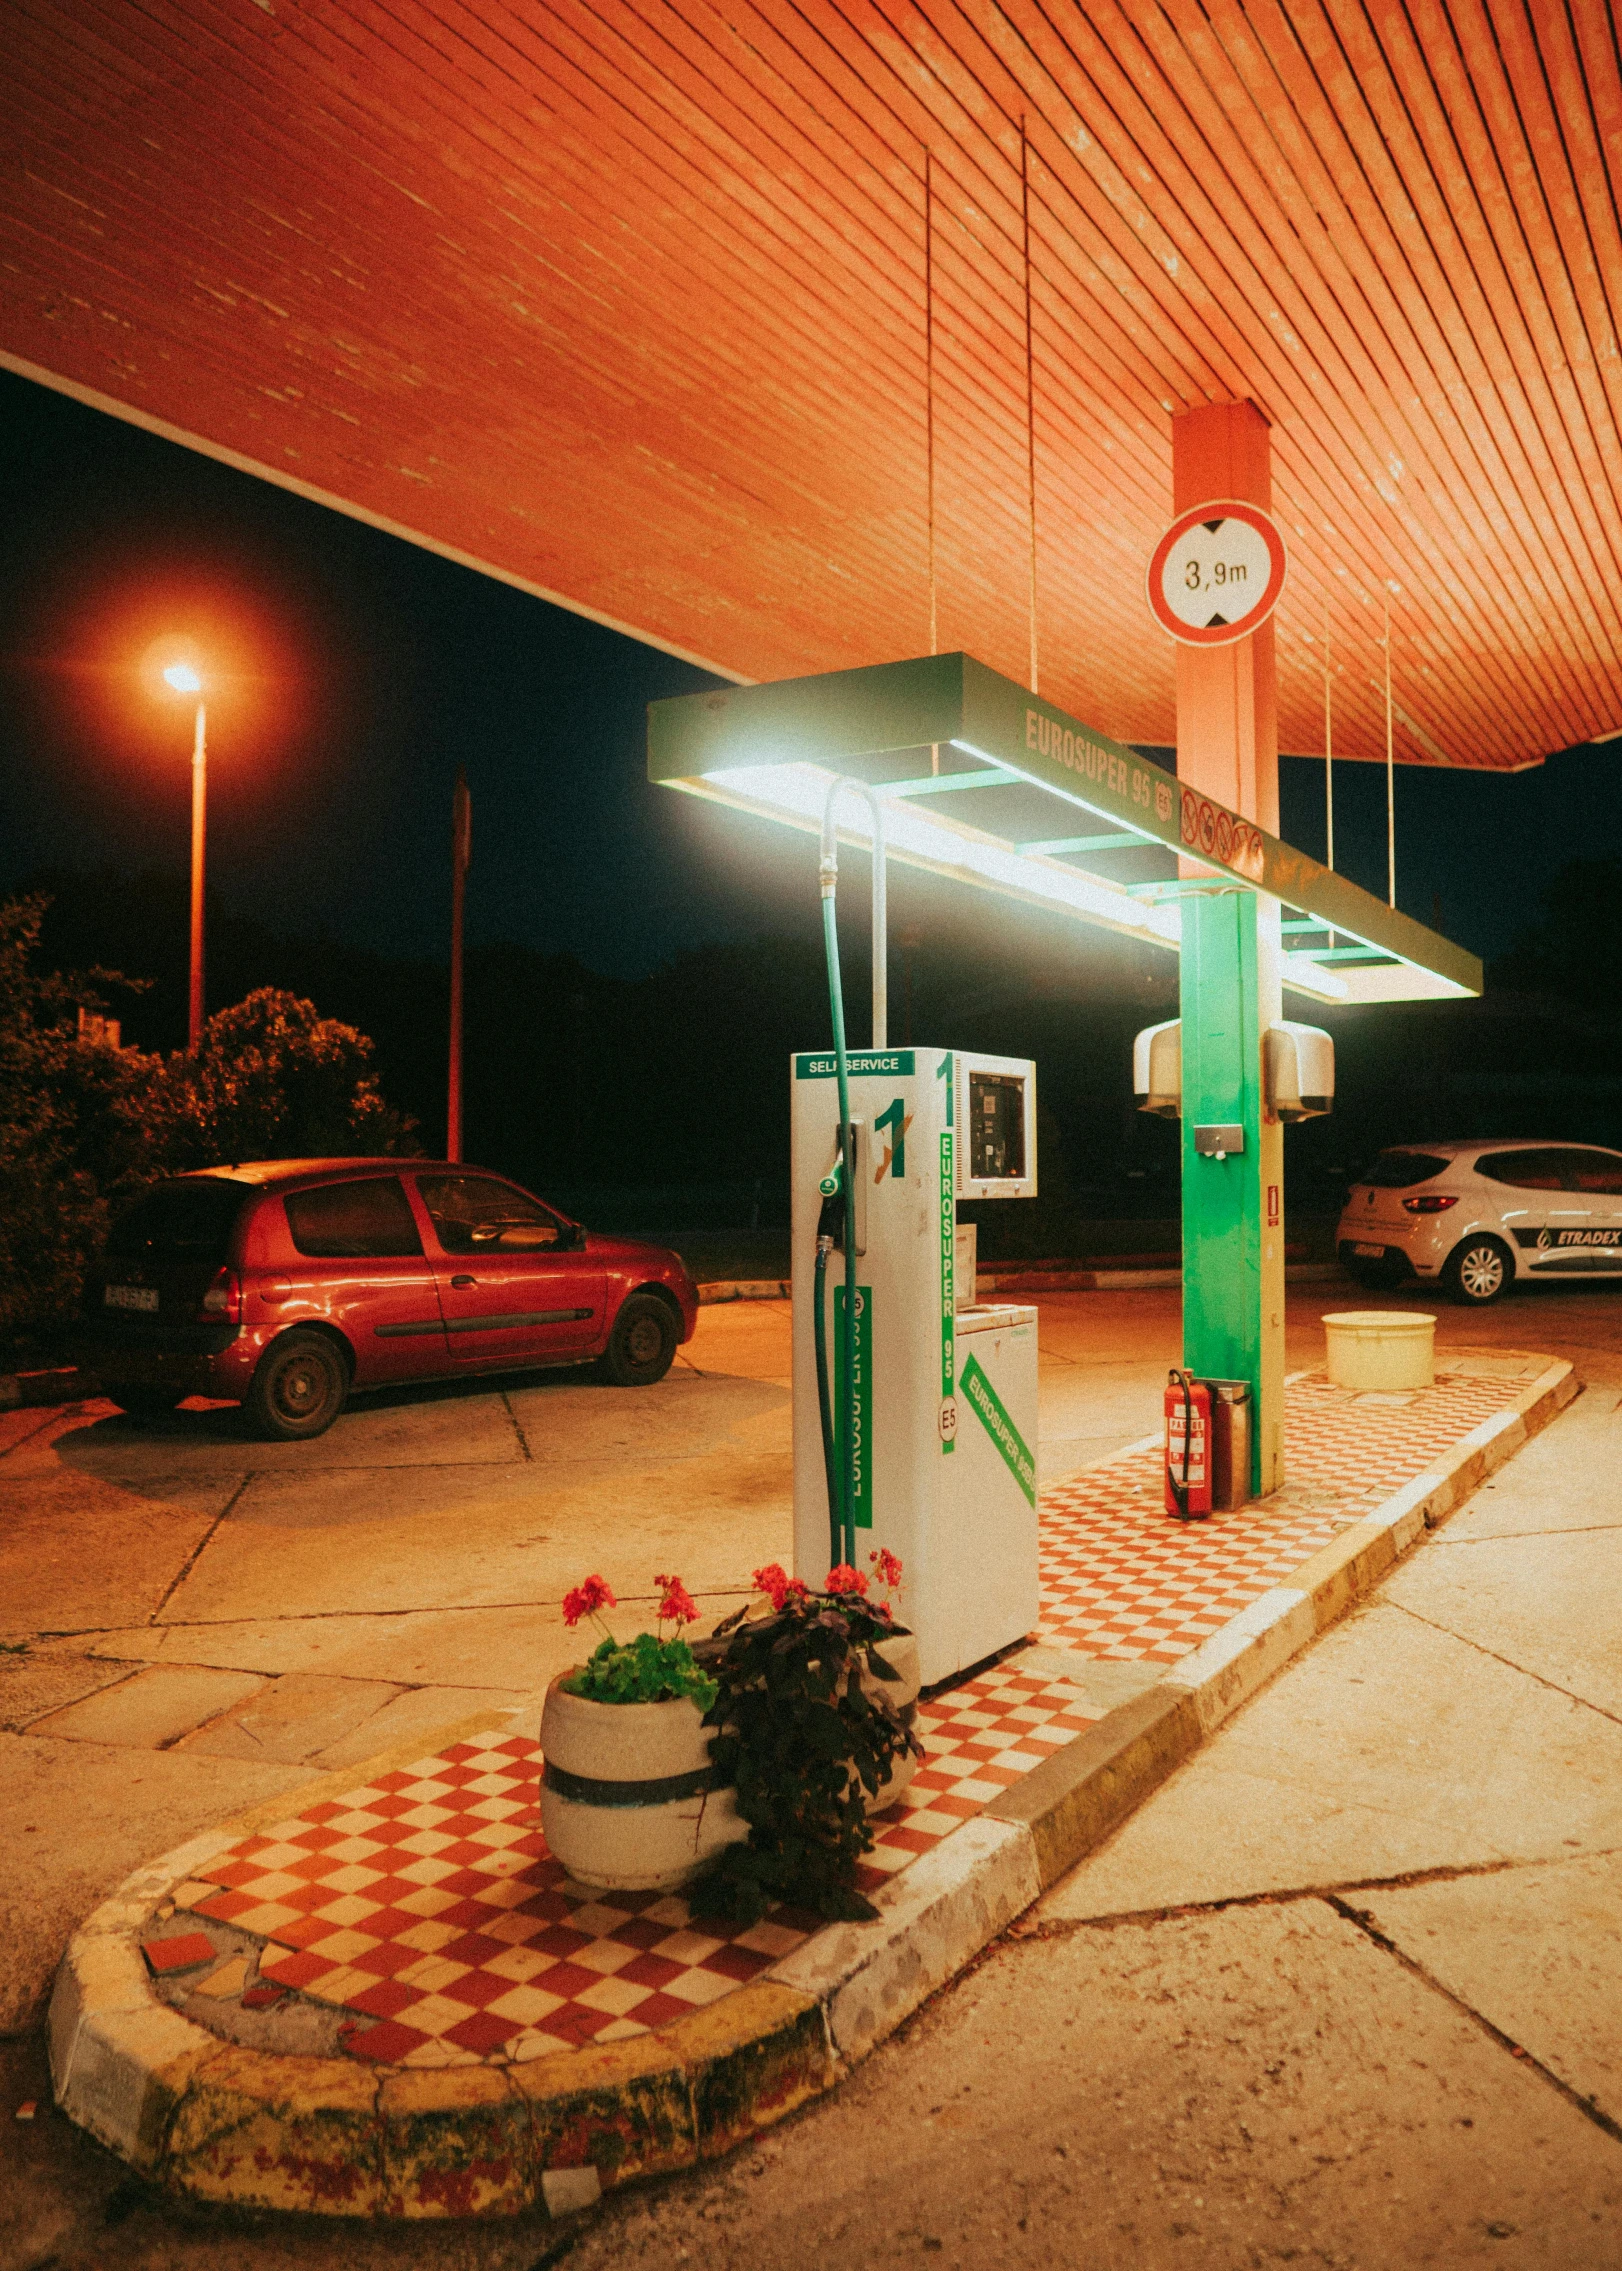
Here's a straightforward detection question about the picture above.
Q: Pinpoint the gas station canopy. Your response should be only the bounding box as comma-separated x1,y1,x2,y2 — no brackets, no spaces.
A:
649,651,1483,1003
4,3,1619,773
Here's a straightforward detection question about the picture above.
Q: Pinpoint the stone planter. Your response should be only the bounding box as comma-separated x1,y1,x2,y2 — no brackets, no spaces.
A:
538,1678,747,1894
539,1627,923,1894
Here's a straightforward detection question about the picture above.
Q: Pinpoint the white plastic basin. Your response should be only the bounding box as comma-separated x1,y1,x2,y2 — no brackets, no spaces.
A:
1323,1310,1436,1392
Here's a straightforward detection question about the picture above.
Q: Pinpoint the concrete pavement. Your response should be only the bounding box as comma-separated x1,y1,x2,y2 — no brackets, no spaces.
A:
3,1278,1621,2267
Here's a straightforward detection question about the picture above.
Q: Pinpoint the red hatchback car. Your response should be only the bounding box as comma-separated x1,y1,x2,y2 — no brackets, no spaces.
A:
82,1160,699,1440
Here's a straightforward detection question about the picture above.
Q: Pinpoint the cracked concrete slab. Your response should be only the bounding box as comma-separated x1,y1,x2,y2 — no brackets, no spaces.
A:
31,1666,268,1750
1034,1597,1622,1922
171,1670,405,1764
1357,1850,1622,2133
1386,1525,1622,1721
568,1901,1622,2271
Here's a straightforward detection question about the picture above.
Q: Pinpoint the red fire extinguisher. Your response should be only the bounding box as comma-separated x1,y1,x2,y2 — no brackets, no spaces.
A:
1165,1369,1212,1520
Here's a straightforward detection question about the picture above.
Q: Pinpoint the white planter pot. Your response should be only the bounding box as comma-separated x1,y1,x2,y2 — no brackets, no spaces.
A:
539,1676,746,1894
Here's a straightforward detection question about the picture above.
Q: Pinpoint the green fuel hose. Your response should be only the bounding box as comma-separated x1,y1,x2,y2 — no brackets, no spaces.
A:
817,780,884,1574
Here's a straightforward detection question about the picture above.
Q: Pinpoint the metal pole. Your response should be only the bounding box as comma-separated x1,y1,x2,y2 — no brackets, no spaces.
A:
1021,116,1038,696
448,766,470,1161
188,699,206,1050
1384,593,1396,908
1323,595,1334,872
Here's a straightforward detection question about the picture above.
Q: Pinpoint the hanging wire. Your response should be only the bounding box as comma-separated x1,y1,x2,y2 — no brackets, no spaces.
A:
925,149,939,775
1323,592,1335,947
1383,592,1396,908
925,148,937,664
1021,116,1038,696
1322,594,1335,873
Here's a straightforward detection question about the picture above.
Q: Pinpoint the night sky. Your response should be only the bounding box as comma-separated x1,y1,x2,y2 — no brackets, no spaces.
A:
0,363,1611,985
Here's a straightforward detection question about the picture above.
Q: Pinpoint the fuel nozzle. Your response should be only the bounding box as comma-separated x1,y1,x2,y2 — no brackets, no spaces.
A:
817,1147,847,1251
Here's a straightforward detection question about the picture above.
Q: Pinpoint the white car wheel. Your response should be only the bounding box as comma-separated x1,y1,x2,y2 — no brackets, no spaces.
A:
1445,1235,1511,1305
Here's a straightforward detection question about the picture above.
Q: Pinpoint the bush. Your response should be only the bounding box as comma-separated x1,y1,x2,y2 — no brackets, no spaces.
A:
0,895,416,1348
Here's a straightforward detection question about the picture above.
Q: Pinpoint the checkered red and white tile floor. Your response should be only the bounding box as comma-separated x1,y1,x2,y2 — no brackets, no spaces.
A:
159,1359,1536,2066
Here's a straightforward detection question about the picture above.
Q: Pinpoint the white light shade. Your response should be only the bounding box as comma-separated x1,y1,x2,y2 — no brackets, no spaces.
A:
163,663,203,693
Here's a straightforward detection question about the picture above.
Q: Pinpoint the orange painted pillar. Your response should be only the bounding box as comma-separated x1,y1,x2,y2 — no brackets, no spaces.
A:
1174,401,1285,1495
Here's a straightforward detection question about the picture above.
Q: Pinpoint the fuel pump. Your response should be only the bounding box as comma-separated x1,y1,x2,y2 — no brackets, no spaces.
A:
792,783,1042,1687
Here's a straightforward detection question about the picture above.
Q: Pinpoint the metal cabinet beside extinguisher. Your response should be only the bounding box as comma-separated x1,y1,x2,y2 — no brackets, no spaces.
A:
1165,1370,1252,1517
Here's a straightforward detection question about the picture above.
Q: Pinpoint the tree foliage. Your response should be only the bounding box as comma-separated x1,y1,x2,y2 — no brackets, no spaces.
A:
0,894,415,1345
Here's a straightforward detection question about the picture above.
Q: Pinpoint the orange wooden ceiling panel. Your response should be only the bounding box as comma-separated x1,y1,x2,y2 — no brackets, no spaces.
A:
3,0,1619,769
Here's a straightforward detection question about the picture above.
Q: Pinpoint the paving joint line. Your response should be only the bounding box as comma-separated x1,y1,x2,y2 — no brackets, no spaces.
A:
42,1353,1576,2219
499,1389,535,1461
146,1477,255,1627
1385,1599,1622,1727
1324,1892,1622,2151
1007,1843,1622,1937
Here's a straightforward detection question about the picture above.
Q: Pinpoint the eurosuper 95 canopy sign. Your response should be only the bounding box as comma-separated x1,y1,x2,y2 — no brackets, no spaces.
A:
648,651,1480,1005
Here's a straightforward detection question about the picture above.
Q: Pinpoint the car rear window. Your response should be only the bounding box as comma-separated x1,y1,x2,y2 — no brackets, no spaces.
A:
106,1180,249,1265
1557,1150,1622,1195
1475,1148,1569,1191
1360,1151,1450,1189
285,1177,423,1259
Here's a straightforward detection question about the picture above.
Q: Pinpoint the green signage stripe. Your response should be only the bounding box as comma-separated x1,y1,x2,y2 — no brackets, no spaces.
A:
959,1351,1037,1506
939,1129,955,1458
795,1050,917,1079
833,1284,873,1529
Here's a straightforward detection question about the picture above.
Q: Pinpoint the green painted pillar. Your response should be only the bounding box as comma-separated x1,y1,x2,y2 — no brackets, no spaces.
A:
1180,889,1285,1493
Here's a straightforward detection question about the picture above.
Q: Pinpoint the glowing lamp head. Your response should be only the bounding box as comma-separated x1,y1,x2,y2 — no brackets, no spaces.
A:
163,663,203,694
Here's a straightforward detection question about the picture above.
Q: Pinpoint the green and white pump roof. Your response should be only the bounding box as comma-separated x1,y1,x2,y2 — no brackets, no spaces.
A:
647,652,1481,1007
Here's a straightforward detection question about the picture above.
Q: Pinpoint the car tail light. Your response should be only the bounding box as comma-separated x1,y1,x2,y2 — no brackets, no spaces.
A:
1402,1194,1459,1214
199,1267,243,1322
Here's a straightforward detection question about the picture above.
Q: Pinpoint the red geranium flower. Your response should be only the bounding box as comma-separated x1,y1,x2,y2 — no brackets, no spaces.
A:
751,1563,809,1612
824,1564,869,1596
561,1573,617,1628
868,1547,904,1590
655,1572,699,1625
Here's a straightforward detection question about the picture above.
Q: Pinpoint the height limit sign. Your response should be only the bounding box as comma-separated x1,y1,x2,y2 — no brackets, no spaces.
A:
1147,499,1287,646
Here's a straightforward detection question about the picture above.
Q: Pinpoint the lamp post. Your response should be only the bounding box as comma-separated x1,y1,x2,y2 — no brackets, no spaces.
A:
162,662,207,1049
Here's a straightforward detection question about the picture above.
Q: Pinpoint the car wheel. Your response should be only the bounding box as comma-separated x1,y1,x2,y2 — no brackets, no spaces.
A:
1443,1234,1513,1306
597,1293,678,1387
245,1331,350,1440
104,1383,184,1419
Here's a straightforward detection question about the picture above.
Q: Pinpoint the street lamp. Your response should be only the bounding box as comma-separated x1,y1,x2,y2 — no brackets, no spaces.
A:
162,661,207,1048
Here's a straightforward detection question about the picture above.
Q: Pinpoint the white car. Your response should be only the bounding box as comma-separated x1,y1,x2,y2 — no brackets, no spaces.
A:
1337,1140,1622,1305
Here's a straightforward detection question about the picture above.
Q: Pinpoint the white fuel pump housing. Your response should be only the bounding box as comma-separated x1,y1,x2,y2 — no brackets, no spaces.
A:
1263,1022,1335,1122
1133,1020,1182,1118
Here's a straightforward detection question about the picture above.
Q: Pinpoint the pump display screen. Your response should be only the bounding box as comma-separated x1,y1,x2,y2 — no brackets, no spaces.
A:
968,1073,1026,1181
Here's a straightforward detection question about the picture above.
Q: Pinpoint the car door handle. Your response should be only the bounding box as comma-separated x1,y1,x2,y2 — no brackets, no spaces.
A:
451,1274,477,1287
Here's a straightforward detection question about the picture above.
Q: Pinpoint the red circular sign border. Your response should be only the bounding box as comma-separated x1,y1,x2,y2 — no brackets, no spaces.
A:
1147,498,1288,647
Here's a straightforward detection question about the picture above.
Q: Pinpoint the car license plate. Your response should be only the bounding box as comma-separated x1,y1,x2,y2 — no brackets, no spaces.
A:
105,1284,159,1313
1351,1241,1385,1259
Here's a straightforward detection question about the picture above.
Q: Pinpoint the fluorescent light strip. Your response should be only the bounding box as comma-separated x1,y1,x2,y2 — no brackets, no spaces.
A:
699,763,1182,948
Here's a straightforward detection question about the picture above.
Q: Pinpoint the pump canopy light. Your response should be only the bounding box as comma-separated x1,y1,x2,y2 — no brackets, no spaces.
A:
648,653,1482,1007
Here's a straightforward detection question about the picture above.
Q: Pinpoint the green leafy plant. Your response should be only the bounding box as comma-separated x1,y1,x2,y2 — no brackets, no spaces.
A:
692,1553,921,1928
560,1573,719,1711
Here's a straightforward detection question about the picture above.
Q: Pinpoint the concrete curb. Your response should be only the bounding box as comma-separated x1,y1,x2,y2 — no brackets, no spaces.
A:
696,1263,1344,1303
49,1354,1577,2219
0,1365,92,1410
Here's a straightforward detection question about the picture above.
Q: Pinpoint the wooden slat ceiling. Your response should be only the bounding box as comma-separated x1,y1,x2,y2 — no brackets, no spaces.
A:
4,1,1620,770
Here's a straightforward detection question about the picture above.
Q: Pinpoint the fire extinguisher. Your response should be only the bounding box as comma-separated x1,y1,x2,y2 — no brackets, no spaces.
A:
1164,1368,1213,1521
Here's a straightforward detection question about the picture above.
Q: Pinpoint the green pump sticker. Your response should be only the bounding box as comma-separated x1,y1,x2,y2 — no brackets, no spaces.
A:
959,1351,1037,1505
795,1050,916,1080
939,1128,956,1455
833,1284,873,1528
